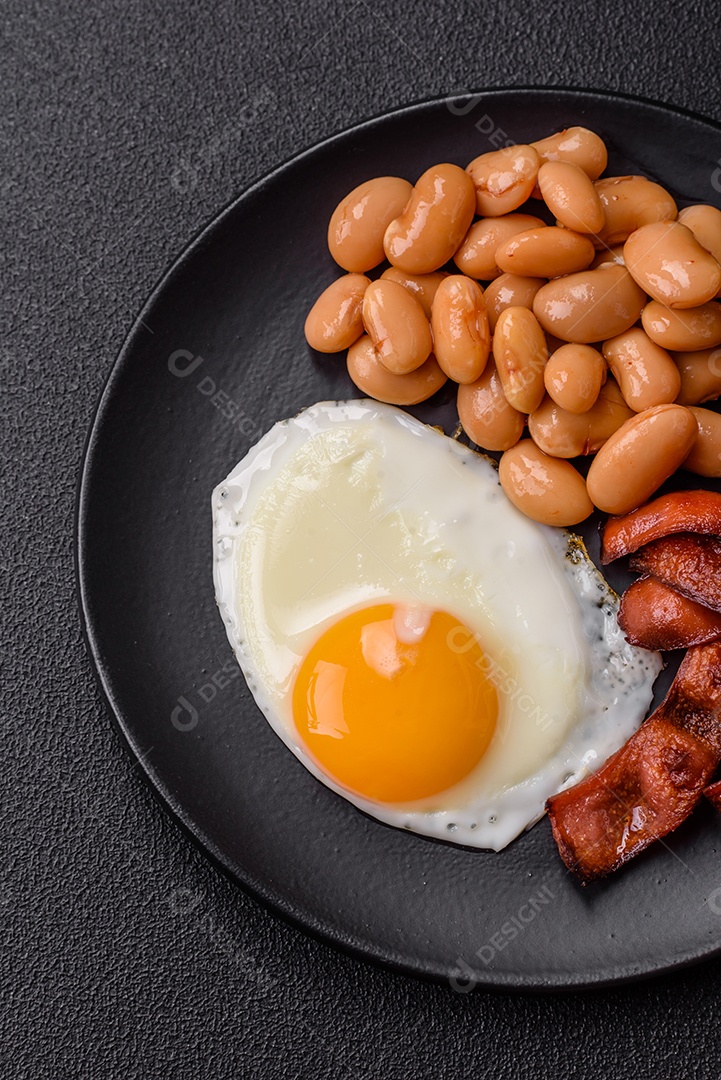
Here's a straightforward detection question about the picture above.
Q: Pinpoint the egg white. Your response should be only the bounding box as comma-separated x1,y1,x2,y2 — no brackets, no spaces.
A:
212,400,662,850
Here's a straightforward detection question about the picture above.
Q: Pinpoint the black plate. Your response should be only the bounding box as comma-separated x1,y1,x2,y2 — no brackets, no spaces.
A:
77,88,721,991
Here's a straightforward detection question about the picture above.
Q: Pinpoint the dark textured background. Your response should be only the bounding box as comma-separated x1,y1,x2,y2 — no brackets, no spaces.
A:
5,1,721,1076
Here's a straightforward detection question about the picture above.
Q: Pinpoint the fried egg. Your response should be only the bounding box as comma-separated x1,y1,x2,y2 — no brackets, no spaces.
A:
212,400,662,850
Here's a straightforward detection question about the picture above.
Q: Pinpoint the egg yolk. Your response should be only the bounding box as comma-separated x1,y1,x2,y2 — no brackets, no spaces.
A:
292,604,497,804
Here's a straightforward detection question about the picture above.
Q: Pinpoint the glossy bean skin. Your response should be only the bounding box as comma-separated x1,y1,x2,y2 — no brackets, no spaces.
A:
673,349,721,404
677,204,721,267
684,407,721,476
453,214,546,280
431,276,490,384
485,274,546,332
538,161,605,233
531,127,608,180
380,268,447,317
493,306,548,413
593,176,677,248
544,343,606,413
586,404,698,514
642,301,721,351
602,328,681,411
304,273,370,352
328,176,413,272
499,440,593,526
496,226,595,277
590,245,625,269
466,145,540,217
362,279,432,374
528,379,634,458
457,360,525,451
533,265,647,344
384,164,475,273
624,221,721,309
347,335,447,404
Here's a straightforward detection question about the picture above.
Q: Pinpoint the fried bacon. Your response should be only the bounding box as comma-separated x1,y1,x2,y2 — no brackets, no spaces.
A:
704,777,721,811
546,643,721,883
601,490,721,564
618,576,721,650
629,534,721,612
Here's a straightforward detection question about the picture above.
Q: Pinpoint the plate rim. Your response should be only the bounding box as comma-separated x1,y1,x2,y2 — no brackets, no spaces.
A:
75,85,721,992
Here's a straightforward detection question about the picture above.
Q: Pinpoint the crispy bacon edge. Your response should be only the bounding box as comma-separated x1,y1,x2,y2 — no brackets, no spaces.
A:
546,643,721,883
629,534,721,613
601,489,721,564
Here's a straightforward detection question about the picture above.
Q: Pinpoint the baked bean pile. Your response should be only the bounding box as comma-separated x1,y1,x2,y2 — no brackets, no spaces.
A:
304,126,721,526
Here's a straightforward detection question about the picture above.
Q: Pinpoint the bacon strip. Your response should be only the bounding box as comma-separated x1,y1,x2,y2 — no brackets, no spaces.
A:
601,489,721,564
629,534,721,612
619,576,721,650
546,643,721,883
703,777,721,812
705,777,721,811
